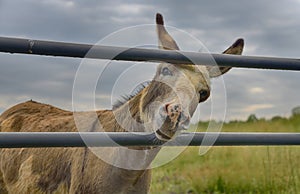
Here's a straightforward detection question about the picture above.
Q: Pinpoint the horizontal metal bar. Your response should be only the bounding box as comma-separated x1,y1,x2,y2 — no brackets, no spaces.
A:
0,37,300,70
0,132,299,148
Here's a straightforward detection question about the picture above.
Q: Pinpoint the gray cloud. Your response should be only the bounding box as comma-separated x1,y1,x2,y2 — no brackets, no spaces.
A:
0,0,299,121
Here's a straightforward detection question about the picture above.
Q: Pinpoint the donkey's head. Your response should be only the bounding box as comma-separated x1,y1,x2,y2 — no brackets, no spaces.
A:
138,13,244,141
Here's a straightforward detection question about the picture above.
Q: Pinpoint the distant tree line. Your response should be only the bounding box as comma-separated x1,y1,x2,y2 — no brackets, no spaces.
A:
245,106,300,123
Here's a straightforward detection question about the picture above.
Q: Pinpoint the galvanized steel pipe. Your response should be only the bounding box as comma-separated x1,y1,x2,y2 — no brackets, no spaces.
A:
0,132,299,148
0,37,300,70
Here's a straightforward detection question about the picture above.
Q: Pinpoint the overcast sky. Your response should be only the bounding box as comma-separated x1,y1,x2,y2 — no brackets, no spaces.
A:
0,0,300,121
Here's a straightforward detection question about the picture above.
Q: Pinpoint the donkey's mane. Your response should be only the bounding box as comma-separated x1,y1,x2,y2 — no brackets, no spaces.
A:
112,81,151,110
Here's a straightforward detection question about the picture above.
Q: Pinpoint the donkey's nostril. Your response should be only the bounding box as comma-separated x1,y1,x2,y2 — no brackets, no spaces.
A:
165,103,170,113
174,105,179,111
165,104,181,115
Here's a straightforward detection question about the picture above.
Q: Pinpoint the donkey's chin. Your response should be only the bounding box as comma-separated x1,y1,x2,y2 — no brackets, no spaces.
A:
155,129,173,141
154,122,187,141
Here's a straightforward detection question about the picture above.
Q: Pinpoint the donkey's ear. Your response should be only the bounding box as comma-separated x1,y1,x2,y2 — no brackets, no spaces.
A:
156,13,180,50
207,38,244,78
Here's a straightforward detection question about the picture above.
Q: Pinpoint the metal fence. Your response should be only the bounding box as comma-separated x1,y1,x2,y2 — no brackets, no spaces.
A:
0,36,300,148
0,132,299,148
1,37,300,70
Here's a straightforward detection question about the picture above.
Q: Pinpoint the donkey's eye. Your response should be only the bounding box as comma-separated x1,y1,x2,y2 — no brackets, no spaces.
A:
161,67,173,76
199,89,210,102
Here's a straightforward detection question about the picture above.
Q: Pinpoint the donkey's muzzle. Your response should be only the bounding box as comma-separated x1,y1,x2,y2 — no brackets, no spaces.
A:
155,103,190,141
164,103,190,130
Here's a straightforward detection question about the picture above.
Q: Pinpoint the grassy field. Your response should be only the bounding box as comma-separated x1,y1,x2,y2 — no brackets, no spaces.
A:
150,115,300,194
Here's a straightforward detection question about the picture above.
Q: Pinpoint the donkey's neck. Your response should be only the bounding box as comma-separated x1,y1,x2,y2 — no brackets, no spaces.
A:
108,90,161,165
92,90,161,186
98,91,148,133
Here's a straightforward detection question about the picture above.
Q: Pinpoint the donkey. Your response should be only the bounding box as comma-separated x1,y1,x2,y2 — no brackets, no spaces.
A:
0,13,244,194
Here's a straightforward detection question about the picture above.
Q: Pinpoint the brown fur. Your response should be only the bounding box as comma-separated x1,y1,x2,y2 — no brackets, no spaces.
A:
0,13,244,194
0,100,153,194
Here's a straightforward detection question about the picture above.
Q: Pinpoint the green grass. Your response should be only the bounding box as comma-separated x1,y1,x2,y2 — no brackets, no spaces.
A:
150,115,300,194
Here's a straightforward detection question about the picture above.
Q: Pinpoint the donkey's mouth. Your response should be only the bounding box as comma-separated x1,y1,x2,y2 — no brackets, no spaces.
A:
155,129,172,141
154,104,190,141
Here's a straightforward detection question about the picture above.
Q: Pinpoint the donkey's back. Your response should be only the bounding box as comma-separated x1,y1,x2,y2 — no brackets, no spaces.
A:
0,101,77,193
0,100,74,133
0,101,150,194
